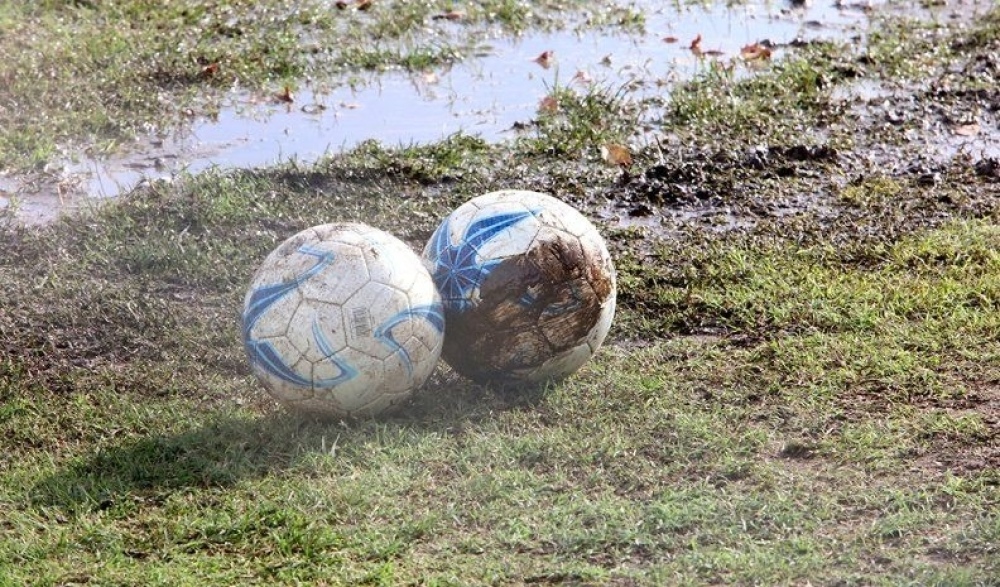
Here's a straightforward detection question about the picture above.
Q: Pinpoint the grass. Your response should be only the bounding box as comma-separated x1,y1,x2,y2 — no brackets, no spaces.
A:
2,1,1000,585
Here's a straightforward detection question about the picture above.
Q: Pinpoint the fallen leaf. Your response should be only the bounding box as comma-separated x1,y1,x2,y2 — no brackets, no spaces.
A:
335,0,348,8
200,63,219,79
571,69,593,85
301,103,326,115
432,10,464,20
954,123,980,137
662,36,679,43
356,0,373,10
702,49,724,57
689,34,702,51
740,43,772,61
276,85,294,103
533,50,555,69
601,143,633,168
538,95,559,114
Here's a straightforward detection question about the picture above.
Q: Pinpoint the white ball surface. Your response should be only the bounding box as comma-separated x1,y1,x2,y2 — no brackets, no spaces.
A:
243,223,444,417
423,190,616,385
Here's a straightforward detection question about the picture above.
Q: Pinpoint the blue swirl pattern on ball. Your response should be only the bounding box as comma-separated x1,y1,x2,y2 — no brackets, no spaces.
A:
426,210,535,311
243,245,357,388
309,320,358,387
374,303,445,376
243,246,334,331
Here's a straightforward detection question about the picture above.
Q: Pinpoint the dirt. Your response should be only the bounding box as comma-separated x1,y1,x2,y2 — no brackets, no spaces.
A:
441,231,614,385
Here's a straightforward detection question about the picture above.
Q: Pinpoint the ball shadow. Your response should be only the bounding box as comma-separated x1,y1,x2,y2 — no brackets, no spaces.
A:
30,373,553,513
30,411,318,512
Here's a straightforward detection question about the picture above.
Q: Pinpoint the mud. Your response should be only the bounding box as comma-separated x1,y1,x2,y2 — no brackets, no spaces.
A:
441,232,612,384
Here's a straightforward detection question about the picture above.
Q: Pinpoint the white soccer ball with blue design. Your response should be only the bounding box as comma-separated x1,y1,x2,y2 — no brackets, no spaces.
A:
243,223,444,418
423,190,616,385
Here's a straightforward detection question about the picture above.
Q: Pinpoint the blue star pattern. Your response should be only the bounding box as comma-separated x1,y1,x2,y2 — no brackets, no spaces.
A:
374,303,445,376
426,209,536,312
243,245,357,389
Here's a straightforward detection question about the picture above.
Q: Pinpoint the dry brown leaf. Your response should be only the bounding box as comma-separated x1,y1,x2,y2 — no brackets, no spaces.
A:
538,95,559,114
702,49,724,57
356,0,373,10
276,85,294,103
954,123,981,137
740,43,772,61
200,63,219,79
662,36,679,43
601,143,633,168
432,10,465,20
571,69,593,85
335,0,348,8
533,50,555,69
689,34,702,51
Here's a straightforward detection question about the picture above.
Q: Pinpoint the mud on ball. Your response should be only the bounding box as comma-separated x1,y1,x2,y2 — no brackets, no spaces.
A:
423,190,616,385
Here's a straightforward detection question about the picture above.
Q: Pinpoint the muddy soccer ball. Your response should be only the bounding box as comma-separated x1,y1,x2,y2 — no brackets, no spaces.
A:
242,223,444,418
423,189,616,385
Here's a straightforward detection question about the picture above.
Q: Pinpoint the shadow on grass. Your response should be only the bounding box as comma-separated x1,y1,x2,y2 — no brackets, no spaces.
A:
30,375,552,514
30,412,317,513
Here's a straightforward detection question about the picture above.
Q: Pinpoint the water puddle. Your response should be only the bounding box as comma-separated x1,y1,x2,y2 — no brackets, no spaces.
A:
0,0,987,225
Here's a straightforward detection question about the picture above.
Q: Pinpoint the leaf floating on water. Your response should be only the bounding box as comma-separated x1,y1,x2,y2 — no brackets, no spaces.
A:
276,85,294,103
538,95,559,114
662,36,679,43
689,34,703,52
601,143,633,168
740,43,772,61
533,50,555,69
301,103,327,115
953,123,981,137
689,34,722,58
571,69,593,85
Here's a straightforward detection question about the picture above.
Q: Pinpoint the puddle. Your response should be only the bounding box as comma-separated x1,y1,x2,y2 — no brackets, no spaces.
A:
0,0,989,225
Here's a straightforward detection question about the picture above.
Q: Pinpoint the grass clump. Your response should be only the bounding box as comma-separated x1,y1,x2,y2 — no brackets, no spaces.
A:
665,45,846,143
518,81,642,160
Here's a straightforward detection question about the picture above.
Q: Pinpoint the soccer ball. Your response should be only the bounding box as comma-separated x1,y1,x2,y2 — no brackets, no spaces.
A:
423,190,616,385
242,223,444,418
